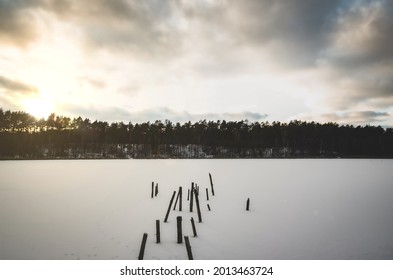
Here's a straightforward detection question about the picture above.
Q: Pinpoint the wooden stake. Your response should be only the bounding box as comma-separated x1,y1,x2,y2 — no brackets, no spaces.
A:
179,187,182,211
190,217,197,237
173,186,183,211
164,191,176,223
138,233,148,260
187,189,190,201
209,173,215,196
184,236,193,260
177,216,183,244
246,198,250,211
155,183,158,196
156,220,160,243
205,188,209,201
151,182,154,198
194,188,202,223
207,204,211,211
190,183,194,212
173,190,180,210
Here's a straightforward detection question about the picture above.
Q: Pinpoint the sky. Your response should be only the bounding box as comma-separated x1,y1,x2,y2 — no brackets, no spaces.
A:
0,0,392,125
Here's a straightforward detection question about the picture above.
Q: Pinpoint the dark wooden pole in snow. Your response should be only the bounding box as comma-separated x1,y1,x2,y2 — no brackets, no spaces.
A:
155,183,158,196
151,182,154,198
184,236,193,260
177,216,183,244
194,188,202,223
190,183,194,212
179,186,182,211
138,233,148,260
209,173,215,196
207,204,211,211
173,189,180,210
156,220,160,244
205,188,209,201
190,217,197,237
187,189,190,201
164,191,176,222
173,186,183,211
246,198,250,211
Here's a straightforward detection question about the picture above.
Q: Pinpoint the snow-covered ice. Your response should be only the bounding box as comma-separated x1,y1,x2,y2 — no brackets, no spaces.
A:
0,159,392,260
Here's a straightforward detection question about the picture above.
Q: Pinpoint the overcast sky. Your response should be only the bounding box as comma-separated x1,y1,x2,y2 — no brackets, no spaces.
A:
0,0,392,125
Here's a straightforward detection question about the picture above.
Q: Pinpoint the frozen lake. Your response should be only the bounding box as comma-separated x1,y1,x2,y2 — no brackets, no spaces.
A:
0,159,392,260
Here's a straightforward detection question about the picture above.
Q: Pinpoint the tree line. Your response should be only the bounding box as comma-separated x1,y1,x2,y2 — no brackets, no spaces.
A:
1,108,392,159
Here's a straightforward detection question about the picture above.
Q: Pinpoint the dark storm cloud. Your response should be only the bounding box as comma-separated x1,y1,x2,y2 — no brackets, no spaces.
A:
0,75,37,94
325,0,393,68
319,0,393,110
177,0,393,116
221,0,342,67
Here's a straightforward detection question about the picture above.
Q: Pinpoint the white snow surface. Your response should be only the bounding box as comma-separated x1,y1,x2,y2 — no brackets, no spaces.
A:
0,159,392,260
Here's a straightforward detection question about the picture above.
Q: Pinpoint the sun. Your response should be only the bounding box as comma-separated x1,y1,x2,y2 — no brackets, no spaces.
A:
22,97,55,119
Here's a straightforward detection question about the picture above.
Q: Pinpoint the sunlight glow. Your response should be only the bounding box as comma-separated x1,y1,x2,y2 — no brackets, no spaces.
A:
22,97,55,119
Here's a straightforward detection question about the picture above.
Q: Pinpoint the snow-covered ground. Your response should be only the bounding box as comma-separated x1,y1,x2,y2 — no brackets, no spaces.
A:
0,159,392,260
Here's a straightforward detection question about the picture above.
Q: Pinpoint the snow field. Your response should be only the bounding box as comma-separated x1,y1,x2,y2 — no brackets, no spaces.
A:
0,159,392,259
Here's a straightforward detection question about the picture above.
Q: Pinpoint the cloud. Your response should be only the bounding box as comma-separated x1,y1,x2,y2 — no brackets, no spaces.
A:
0,75,37,95
315,0,393,110
312,111,390,125
42,0,181,58
0,0,39,46
325,0,393,68
0,0,392,126
77,76,106,89
220,0,341,67
61,104,267,123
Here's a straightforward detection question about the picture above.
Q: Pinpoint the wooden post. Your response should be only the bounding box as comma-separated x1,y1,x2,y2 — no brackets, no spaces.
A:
173,190,180,210
155,183,158,196
205,188,209,201
191,217,197,237
164,191,177,223
156,220,160,243
184,236,193,260
207,204,211,211
138,233,148,260
194,188,202,223
190,183,194,212
177,216,183,244
151,182,154,198
179,187,182,211
209,173,215,196
246,198,250,211
187,189,190,201
173,186,183,211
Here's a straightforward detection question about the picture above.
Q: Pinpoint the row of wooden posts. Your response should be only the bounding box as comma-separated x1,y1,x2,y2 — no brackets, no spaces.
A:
138,173,251,260
138,217,195,260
